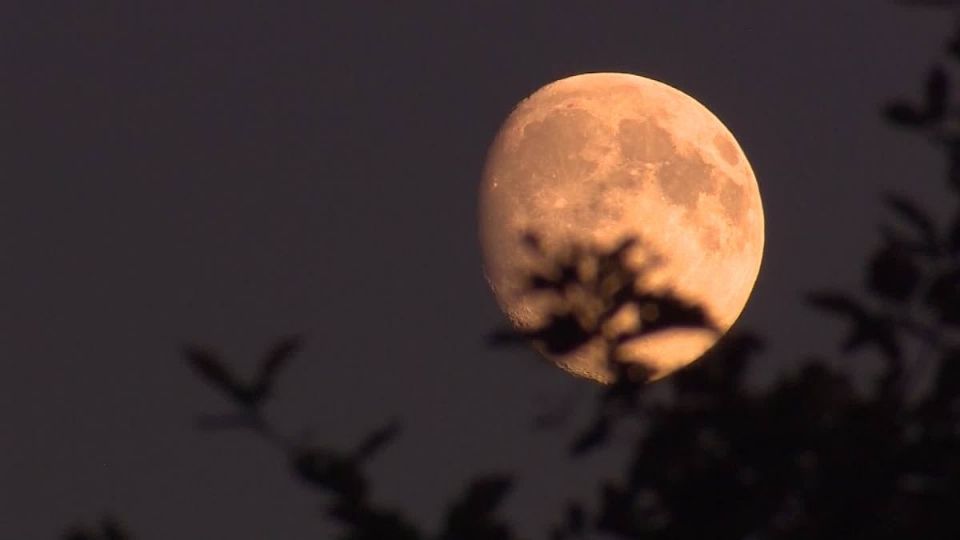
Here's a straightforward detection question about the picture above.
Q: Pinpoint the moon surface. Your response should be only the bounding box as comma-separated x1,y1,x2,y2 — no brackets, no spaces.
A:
478,73,764,383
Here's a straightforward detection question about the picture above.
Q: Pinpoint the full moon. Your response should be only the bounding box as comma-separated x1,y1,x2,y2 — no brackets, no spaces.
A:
478,73,764,383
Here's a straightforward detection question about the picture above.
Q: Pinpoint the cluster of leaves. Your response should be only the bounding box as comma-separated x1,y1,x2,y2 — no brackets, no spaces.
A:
534,199,960,536
545,330,960,539
490,232,718,383
808,18,960,391
542,18,960,540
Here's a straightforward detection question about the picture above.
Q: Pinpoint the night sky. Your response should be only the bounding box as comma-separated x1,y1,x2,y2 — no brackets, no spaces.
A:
0,2,954,538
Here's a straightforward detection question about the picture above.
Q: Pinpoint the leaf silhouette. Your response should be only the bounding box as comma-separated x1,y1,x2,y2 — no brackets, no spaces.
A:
527,262,582,293
323,482,424,540
931,347,960,402
948,212,960,254
520,231,546,256
100,517,128,540
672,332,763,400
292,446,368,501
353,420,401,462
494,234,716,360
440,475,514,540
251,334,301,402
883,66,948,127
531,394,577,430
184,345,248,405
570,414,611,457
866,241,921,302
327,502,423,540
616,291,719,338
924,266,960,324
883,192,939,252
601,361,652,409
806,291,902,359
950,22,960,60
565,502,585,536
926,65,949,120
525,313,596,355
594,482,643,537
184,336,299,408
489,312,593,356
949,142,960,192
884,101,929,127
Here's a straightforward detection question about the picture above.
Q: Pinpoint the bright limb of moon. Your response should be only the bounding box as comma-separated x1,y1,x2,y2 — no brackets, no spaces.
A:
478,72,764,383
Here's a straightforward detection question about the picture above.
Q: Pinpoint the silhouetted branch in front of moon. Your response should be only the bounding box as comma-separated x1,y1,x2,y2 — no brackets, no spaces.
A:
611,290,720,342
489,231,718,384
556,19,960,536
490,312,594,356
556,249,960,535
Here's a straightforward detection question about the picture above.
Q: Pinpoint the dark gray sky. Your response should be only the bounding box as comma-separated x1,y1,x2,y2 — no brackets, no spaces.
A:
0,2,954,538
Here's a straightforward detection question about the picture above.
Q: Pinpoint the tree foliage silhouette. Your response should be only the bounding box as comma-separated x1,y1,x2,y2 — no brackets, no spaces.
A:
62,7,960,540
184,337,520,540
542,13,960,540
489,232,718,383
162,237,715,540
185,335,302,410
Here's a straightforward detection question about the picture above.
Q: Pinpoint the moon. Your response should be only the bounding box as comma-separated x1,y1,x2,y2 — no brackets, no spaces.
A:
478,73,764,383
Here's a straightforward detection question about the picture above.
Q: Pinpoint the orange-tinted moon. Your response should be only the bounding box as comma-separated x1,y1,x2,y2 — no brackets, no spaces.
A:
479,73,764,383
